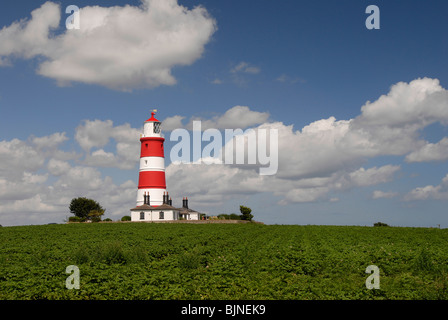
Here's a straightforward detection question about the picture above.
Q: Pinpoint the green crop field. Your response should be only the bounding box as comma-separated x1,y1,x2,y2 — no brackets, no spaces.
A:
0,222,447,300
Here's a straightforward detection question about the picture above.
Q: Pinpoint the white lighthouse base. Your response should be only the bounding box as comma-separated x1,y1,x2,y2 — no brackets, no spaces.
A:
136,188,166,207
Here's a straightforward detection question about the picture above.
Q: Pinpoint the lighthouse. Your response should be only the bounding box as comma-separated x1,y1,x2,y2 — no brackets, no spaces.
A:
136,110,167,206
130,110,201,222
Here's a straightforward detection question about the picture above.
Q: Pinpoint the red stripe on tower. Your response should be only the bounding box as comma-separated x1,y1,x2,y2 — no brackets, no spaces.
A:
140,137,165,158
138,171,166,189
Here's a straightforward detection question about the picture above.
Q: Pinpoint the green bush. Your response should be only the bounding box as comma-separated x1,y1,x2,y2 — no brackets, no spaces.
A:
68,216,84,223
373,222,389,227
121,215,131,221
102,242,127,265
178,251,203,270
413,248,434,273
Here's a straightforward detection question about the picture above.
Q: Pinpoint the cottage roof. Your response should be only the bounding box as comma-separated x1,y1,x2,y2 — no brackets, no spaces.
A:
130,203,178,211
176,207,201,214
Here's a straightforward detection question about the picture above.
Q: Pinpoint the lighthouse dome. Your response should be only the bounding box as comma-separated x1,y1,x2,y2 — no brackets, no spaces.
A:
145,112,159,122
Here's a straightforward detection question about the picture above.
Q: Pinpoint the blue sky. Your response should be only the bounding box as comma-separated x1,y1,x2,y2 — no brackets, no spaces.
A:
1,0,448,227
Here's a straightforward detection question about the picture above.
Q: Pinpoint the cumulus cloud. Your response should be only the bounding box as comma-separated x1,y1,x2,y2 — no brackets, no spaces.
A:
75,119,140,169
405,137,448,162
0,139,46,180
347,165,401,187
405,174,448,201
30,132,68,150
357,78,448,127
163,105,270,131
0,130,136,225
349,77,448,157
0,0,217,90
162,115,186,131
165,78,448,205
47,158,71,176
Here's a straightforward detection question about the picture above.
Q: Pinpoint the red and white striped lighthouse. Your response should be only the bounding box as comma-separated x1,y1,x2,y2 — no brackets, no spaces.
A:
136,110,166,206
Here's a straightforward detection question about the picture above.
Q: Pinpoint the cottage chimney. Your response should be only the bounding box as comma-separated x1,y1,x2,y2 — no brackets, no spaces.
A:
144,192,150,205
185,197,189,209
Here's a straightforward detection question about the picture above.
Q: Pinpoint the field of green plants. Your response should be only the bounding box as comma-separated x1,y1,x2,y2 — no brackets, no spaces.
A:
1,222,447,299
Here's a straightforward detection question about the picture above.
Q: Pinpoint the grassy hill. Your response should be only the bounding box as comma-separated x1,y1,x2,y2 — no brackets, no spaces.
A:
0,222,447,299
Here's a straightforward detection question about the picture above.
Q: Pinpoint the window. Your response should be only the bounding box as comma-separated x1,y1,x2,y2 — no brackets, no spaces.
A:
153,122,161,133
159,211,164,219
140,212,145,220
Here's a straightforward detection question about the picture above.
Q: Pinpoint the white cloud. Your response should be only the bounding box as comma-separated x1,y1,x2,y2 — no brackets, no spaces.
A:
0,131,137,225
347,165,400,187
1,194,59,213
75,119,140,169
47,159,71,176
163,106,270,131
372,190,399,199
211,106,269,129
75,119,114,151
230,62,260,74
405,137,448,162
0,138,46,180
165,78,448,205
357,78,448,127
23,172,48,184
348,78,448,158
405,174,448,201
30,132,68,150
162,115,186,131
0,0,217,90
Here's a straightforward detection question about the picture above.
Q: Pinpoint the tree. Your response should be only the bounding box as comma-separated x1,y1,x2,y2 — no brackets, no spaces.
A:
88,209,105,222
121,215,131,221
229,213,241,220
239,205,253,221
69,197,105,221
